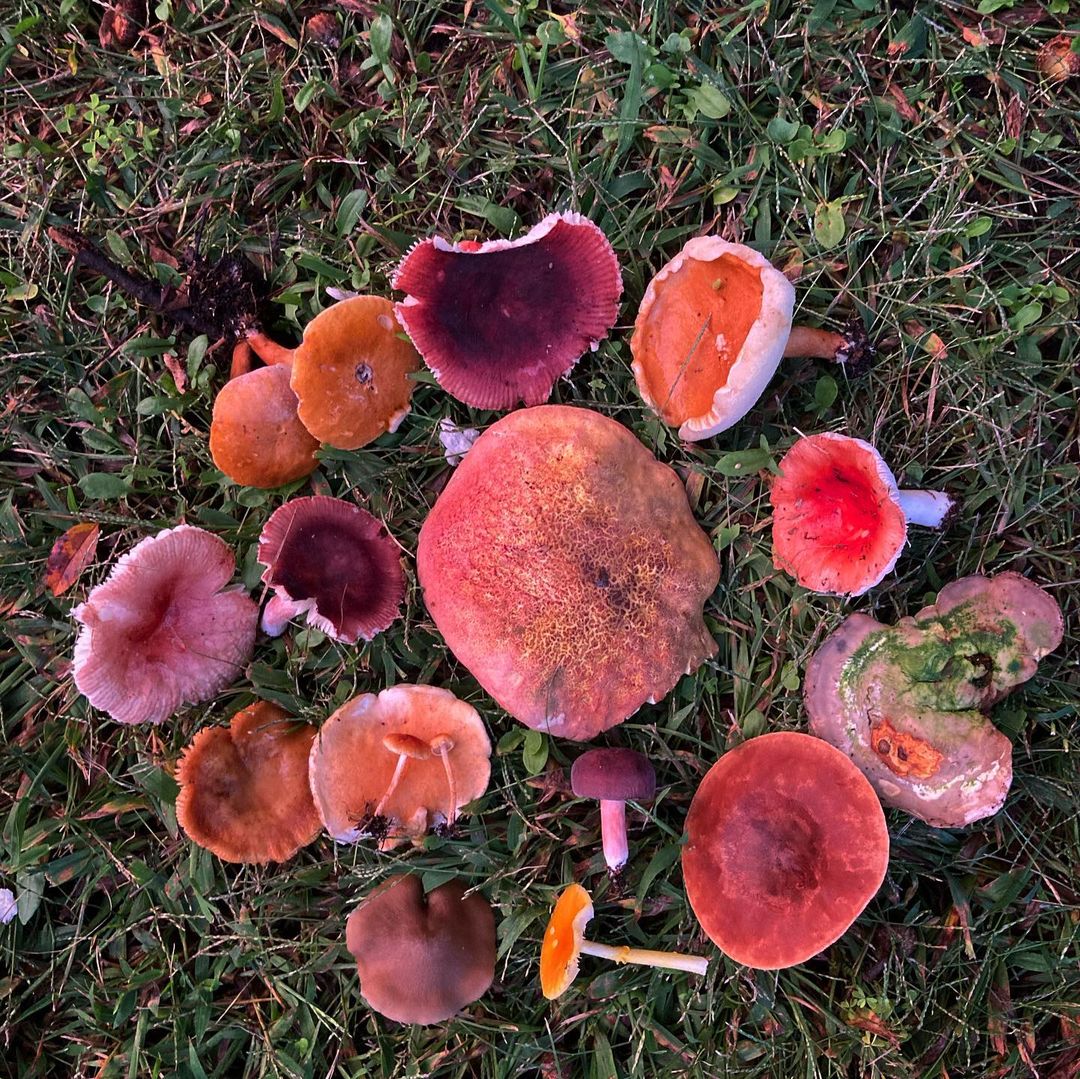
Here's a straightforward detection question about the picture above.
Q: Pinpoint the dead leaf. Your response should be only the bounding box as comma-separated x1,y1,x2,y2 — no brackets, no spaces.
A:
163,352,187,393
45,523,100,597
905,320,948,361
886,83,919,123
845,1008,901,1046
1004,94,1026,141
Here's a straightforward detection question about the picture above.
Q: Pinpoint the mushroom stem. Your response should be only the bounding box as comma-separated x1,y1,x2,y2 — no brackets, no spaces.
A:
429,734,458,826
373,733,431,820
373,755,411,820
598,799,629,871
230,339,255,380
897,489,957,528
246,331,296,368
579,940,709,976
261,594,310,636
783,319,876,374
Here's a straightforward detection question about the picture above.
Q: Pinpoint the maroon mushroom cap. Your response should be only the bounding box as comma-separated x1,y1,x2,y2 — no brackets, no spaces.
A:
392,212,622,409
257,495,405,643
571,748,656,802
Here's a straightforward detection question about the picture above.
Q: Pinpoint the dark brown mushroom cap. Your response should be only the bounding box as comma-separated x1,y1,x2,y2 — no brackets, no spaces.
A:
683,731,889,969
346,875,496,1024
571,748,656,801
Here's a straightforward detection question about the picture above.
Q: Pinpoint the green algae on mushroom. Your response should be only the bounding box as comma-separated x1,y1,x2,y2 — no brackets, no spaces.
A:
805,573,1064,827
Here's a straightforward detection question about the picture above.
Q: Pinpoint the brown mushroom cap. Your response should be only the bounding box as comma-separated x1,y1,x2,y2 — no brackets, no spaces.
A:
346,874,496,1024
308,684,491,844
290,296,420,450
209,365,320,489
571,748,656,802
417,405,720,741
683,731,889,969
175,701,321,862
805,572,1064,827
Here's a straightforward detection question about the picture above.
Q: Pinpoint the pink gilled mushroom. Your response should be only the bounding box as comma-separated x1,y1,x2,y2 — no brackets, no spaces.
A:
770,432,958,596
257,496,405,643
393,212,622,409
73,525,258,725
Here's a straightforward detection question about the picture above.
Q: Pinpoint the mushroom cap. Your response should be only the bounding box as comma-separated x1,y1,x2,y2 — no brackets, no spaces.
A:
630,237,795,441
346,874,496,1024
805,572,1064,827
72,525,258,725
175,701,322,862
257,495,405,643
683,731,889,969
209,365,320,489
393,212,622,409
417,405,720,741
571,748,656,802
770,432,908,596
539,883,594,999
290,295,420,449
308,684,491,843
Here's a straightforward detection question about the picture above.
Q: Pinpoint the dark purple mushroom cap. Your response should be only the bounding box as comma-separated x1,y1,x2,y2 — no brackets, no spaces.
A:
392,212,622,410
571,748,656,802
258,495,405,644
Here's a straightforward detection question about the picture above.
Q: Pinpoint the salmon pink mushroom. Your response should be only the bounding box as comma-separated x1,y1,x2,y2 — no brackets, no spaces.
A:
393,213,622,409
417,405,720,740
770,432,958,596
73,525,258,725
257,495,405,643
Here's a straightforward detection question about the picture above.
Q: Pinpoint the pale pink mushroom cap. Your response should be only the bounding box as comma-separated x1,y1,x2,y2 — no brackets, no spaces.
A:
72,525,258,725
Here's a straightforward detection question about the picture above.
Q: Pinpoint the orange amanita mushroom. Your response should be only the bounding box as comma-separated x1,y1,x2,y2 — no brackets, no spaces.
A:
682,732,889,970
631,237,874,439
540,883,707,1000
175,701,322,862
417,405,720,741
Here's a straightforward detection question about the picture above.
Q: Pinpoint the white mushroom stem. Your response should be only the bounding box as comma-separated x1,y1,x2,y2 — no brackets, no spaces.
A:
599,800,630,871
373,734,430,820
579,940,709,976
897,490,956,528
429,734,457,825
261,594,309,637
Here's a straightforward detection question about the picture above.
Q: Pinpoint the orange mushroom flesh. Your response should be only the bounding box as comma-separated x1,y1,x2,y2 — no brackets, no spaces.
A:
540,884,708,1000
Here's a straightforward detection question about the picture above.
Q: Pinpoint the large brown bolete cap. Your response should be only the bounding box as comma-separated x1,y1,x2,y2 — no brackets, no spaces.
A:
805,572,1064,827
417,405,720,741
346,874,496,1024
683,731,889,970
175,701,322,862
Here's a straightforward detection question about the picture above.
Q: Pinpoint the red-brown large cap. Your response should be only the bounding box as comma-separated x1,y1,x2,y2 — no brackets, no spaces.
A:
393,212,622,409
683,731,889,969
571,748,656,802
73,525,258,725
257,495,405,643
175,701,321,862
346,874,496,1024
417,405,720,741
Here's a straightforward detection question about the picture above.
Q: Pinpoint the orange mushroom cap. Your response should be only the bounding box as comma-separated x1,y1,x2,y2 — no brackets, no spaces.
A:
290,295,420,449
539,883,594,999
209,365,320,488
417,405,720,741
175,701,322,862
630,237,795,440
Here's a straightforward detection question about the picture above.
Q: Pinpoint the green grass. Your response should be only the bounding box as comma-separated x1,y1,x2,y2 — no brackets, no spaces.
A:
2,0,1079,1075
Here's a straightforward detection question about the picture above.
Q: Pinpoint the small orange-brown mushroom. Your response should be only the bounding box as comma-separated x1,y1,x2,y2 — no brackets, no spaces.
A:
175,701,322,863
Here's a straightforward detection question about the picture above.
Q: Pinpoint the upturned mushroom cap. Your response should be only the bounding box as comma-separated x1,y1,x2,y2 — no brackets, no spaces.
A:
175,701,321,862
290,296,420,449
571,748,656,802
805,573,1064,827
72,525,258,725
630,237,795,441
417,405,720,741
346,874,496,1024
683,731,889,969
209,365,320,488
257,495,405,643
393,212,622,409
308,684,491,843
539,883,594,999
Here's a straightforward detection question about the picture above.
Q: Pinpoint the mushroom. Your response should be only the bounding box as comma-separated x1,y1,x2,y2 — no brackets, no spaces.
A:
682,731,889,969
540,883,707,999
393,212,622,409
308,684,491,846
73,525,258,725
630,237,874,440
257,495,405,643
346,874,496,1024
417,405,720,741
805,572,1064,827
175,701,322,862
770,432,958,595
570,748,656,877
